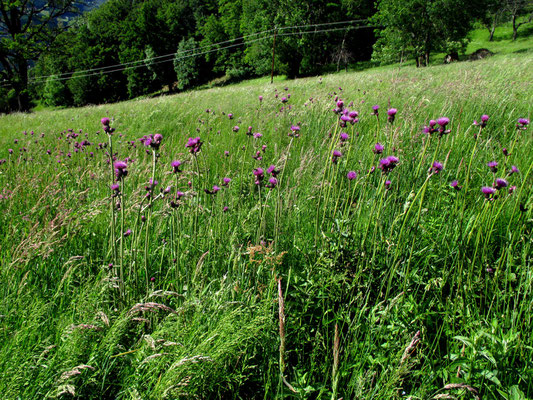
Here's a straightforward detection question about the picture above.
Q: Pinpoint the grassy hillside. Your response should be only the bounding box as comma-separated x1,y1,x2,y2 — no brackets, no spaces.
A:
0,31,532,399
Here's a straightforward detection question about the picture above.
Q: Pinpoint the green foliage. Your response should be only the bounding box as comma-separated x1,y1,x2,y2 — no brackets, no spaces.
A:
372,0,491,65
174,38,200,91
42,75,71,107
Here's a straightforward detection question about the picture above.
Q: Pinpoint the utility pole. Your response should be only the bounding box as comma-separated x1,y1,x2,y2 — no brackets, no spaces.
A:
270,28,277,84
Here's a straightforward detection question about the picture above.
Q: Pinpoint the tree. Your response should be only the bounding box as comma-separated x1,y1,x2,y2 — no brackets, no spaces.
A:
372,0,490,66
0,0,80,111
505,0,533,40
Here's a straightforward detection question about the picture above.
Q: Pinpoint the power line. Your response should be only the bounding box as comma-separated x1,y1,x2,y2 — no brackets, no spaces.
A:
1,20,373,88
26,19,367,83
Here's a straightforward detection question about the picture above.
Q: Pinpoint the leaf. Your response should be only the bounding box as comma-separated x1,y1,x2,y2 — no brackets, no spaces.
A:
453,336,473,348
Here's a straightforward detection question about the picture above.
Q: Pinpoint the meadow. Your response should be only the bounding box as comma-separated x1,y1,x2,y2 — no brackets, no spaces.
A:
0,29,532,399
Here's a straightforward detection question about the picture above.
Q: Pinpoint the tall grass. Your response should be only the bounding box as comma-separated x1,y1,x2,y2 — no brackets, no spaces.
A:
0,48,532,399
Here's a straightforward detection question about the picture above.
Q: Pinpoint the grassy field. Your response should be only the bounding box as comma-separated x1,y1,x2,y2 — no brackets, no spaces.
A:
0,26,532,399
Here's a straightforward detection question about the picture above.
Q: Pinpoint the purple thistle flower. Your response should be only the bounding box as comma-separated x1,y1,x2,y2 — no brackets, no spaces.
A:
114,160,128,180
347,171,357,180
437,117,450,127
267,165,280,177
502,148,509,156
281,97,288,103
373,143,384,154
101,117,110,126
258,95,263,102
379,155,399,173
233,126,240,132
387,108,397,123
223,177,231,186
110,183,120,191
510,165,519,174
481,186,496,198
171,160,182,173
262,144,267,152
8,149,13,154
254,133,263,139
450,180,461,191
124,229,132,237
186,137,203,154
509,186,516,194
213,185,220,193
267,177,278,189
224,150,230,157
372,105,379,115
431,161,443,174
494,178,508,189
228,113,233,119
487,161,498,173
289,125,300,138
340,132,349,142
385,180,391,189
473,114,489,129
253,168,264,184
336,100,344,109
163,186,171,194
517,118,529,129
332,150,342,164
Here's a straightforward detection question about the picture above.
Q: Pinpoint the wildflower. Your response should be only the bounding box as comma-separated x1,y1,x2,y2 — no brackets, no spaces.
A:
372,105,379,116
222,177,231,186
516,118,529,130
431,161,443,174
450,180,461,191
347,171,357,180
481,186,496,198
437,117,450,136
261,144,267,152
224,151,230,157
332,150,342,164
385,180,391,189
509,186,516,194
494,178,508,189
336,100,344,110
340,132,349,143
254,133,263,139
8,149,13,154
163,186,172,194
387,108,397,123
502,148,509,156
487,161,498,173
228,113,233,119
114,160,128,180
473,114,489,128
259,95,263,102
267,165,280,177
266,177,278,189
110,183,120,192
233,126,240,132
171,160,182,173
124,229,132,237
510,165,519,174
186,137,203,154
253,168,264,184
289,125,300,138
281,97,288,103
379,155,399,173
252,151,262,161
373,143,384,154
101,117,115,134
423,120,438,134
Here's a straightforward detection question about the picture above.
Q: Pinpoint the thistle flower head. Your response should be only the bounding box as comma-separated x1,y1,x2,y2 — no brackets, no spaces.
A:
450,180,461,190
347,171,357,180
487,161,498,173
510,165,519,174
482,186,496,198
494,178,508,189
431,161,443,174
373,143,384,154
171,160,182,173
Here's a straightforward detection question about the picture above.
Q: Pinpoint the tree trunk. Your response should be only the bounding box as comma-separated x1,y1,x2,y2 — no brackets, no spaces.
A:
512,14,518,41
15,58,30,112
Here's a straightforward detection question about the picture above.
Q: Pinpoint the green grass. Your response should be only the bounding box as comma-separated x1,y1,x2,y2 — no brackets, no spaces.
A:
0,27,532,399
